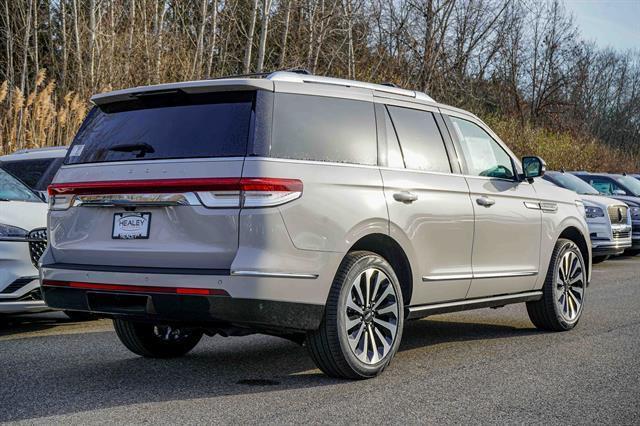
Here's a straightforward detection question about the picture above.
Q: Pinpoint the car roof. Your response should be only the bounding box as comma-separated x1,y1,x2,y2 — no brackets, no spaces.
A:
89,71,483,122
0,146,68,161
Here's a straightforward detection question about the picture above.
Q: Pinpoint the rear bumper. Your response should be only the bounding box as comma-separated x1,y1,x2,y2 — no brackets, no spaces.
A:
40,263,331,331
42,285,323,331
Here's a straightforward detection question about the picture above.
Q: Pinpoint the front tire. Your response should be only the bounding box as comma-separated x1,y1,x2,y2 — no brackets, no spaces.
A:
527,238,586,331
306,251,404,379
113,319,203,358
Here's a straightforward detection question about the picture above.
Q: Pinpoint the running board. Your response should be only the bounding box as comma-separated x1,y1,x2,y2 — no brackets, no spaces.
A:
406,291,543,320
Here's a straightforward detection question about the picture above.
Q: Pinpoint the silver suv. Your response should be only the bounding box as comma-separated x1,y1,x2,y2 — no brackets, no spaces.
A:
41,72,591,379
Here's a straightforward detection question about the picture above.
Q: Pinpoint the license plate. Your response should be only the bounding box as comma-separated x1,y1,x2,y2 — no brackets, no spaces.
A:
112,212,151,239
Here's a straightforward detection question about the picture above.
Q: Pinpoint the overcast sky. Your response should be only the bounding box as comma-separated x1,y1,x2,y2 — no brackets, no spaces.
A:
563,0,640,51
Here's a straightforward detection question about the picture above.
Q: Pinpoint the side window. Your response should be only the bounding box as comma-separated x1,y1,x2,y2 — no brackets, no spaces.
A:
449,116,514,179
589,178,624,195
383,107,405,168
386,106,451,173
271,94,377,165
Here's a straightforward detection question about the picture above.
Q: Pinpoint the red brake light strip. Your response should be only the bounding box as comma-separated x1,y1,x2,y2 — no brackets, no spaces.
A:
42,280,229,296
48,177,303,196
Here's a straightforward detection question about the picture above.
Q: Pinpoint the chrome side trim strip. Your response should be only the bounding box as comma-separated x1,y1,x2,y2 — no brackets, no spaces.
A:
422,274,473,282
408,291,543,316
422,271,537,282
230,270,318,279
473,270,538,279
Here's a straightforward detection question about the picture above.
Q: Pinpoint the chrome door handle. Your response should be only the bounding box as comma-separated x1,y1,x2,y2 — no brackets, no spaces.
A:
393,191,418,203
476,196,495,207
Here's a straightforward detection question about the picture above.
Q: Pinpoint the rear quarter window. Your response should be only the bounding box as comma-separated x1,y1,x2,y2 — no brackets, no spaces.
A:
270,93,377,165
0,158,55,190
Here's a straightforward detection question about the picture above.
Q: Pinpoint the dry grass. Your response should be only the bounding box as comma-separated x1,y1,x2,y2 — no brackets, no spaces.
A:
0,70,86,155
484,115,639,173
1,73,637,173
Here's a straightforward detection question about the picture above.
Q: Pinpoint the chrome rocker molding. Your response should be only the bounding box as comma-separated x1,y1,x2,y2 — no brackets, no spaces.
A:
406,291,543,319
422,270,538,282
230,270,319,279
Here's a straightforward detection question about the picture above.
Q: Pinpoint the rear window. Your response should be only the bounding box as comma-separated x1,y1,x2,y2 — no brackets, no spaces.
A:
270,94,377,165
65,91,255,164
0,158,56,189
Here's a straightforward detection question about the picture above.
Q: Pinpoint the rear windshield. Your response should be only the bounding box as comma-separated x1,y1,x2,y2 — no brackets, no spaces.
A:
65,91,255,164
0,158,60,190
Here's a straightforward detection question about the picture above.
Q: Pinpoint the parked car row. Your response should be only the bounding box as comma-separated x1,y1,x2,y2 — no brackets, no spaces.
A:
0,71,637,379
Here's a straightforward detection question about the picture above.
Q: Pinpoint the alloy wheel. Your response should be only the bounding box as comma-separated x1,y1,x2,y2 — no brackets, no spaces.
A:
554,249,585,322
344,268,399,364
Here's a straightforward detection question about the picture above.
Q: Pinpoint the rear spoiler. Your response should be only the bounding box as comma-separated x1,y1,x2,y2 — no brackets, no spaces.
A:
91,79,274,106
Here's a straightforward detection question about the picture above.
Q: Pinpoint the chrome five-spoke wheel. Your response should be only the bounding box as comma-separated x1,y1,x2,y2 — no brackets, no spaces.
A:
554,249,585,322
345,267,399,364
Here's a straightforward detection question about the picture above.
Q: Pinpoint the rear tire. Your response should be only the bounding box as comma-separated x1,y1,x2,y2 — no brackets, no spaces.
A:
113,319,203,358
625,249,640,256
306,251,404,379
527,238,586,331
591,255,609,264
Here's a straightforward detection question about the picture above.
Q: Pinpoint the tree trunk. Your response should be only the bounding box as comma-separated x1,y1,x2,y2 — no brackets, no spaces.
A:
192,0,208,78
256,0,272,73
72,0,83,89
243,0,259,73
206,0,219,77
278,0,292,68
125,0,136,79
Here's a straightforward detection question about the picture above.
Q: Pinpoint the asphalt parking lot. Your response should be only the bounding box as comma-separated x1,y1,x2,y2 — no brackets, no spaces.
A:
1,256,639,425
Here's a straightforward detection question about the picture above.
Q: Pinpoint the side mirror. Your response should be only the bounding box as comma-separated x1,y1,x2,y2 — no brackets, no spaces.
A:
522,156,546,182
613,189,626,196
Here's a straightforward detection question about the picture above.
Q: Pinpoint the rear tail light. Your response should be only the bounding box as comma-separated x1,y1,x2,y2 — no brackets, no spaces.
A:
47,178,303,210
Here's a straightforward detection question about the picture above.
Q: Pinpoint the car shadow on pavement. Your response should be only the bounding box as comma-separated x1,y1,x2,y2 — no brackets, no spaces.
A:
0,312,86,338
0,316,542,422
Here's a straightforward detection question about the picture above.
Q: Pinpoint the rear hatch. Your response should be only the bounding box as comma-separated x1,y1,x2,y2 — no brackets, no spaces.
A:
48,90,257,270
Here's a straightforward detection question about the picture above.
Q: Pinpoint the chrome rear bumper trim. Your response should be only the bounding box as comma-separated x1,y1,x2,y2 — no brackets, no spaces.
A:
230,270,318,279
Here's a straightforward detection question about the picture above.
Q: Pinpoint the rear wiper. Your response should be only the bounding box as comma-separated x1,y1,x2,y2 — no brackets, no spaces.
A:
108,143,155,158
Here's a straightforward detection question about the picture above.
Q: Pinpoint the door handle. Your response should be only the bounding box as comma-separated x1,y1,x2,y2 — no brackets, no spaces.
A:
476,196,495,207
393,191,418,203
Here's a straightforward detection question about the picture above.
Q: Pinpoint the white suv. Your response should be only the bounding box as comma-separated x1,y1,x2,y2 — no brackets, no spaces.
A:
0,168,48,314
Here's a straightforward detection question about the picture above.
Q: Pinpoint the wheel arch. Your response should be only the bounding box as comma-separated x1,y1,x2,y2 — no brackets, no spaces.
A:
349,233,413,305
558,226,590,282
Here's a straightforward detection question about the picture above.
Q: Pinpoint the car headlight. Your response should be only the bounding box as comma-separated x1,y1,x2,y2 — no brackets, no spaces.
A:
0,224,29,241
584,206,605,219
631,206,640,219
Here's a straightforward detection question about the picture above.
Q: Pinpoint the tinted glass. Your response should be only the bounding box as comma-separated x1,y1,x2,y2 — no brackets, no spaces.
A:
0,169,41,202
449,117,514,179
587,177,625,195
546,172,599,195
66,91,254,164
0,158,55,189
271,94,377,165
616,176,640,196
387,106,450,173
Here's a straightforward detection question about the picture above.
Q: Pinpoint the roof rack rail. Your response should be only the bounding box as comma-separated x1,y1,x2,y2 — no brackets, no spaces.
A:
210,68,311,80
266,71,436,103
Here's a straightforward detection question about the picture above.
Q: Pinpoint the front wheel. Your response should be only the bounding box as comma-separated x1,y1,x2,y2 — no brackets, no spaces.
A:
113,319,203,358
527,238,586,331
306,251,404,379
